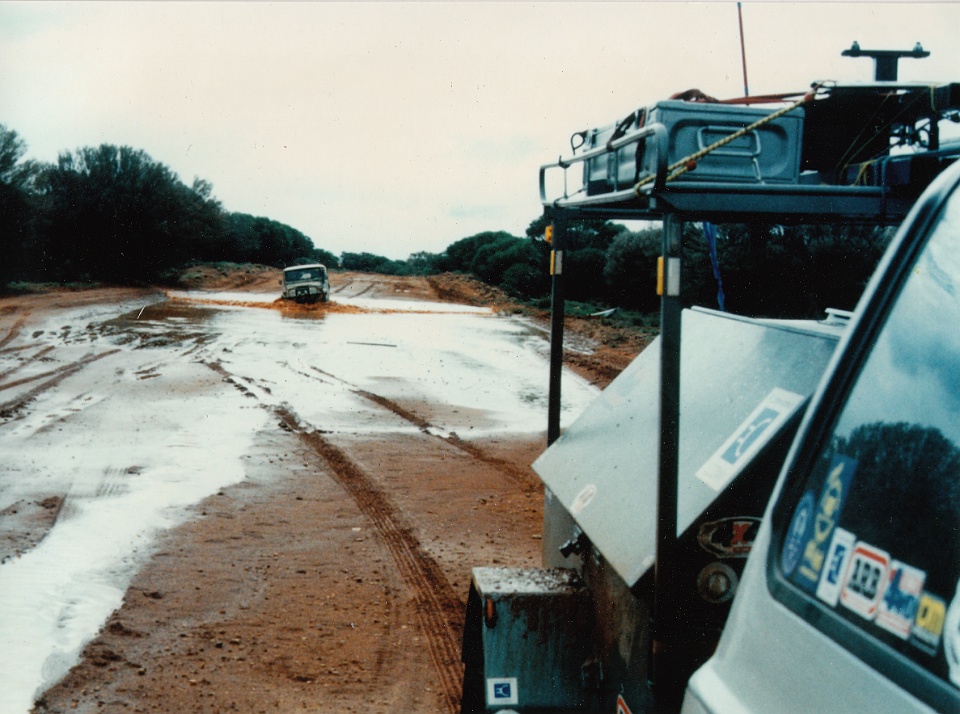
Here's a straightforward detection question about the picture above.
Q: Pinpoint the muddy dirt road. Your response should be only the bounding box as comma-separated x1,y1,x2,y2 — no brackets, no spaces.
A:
0,271,612,714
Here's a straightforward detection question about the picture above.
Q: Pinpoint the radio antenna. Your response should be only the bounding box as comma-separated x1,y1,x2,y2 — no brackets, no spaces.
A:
738,2,750,96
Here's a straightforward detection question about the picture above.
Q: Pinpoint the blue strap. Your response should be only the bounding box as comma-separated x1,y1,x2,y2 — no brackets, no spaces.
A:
703,222,726,312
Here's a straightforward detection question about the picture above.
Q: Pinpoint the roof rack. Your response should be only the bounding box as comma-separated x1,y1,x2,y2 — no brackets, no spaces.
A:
540,56,960,703
540,82,960,225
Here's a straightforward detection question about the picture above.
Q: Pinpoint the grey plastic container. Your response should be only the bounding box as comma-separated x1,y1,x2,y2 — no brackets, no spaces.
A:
583,100,804,195
648,100,803,183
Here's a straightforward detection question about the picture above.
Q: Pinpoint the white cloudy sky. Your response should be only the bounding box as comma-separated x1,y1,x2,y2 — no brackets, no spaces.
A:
2,1,958,259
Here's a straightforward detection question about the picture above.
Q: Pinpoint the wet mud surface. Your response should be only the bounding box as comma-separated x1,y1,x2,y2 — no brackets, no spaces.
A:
0,271,636,714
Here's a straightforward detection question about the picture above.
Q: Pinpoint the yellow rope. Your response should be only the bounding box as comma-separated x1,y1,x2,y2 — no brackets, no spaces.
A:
852,159,878,186
634,87,820,195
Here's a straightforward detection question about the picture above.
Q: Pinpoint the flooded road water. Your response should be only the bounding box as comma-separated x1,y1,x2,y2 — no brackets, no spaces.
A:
0,285,597,713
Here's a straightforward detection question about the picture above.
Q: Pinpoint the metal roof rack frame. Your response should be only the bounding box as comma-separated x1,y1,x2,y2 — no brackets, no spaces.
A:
538,83,959,701
539,121,958,226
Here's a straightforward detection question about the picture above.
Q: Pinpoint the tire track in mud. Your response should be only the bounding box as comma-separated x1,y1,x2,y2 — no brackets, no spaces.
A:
356,387,537,488
301,363,537,488
0,309,30,349
206,361,463,711
50,465,134,526
0,350,120,421
0,345,55,381
329,278,373,298
309,365,538,490
348,282,375,298
276,406,463,713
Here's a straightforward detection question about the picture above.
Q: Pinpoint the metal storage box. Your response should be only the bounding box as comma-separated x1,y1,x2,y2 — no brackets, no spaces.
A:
584,100,804,195
461,568,593,711
534,307,840,588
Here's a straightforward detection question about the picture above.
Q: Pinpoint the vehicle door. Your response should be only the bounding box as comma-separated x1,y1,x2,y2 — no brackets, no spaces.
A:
683,159,960,714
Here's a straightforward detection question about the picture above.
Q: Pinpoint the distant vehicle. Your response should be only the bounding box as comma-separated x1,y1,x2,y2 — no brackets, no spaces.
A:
280,263,329,303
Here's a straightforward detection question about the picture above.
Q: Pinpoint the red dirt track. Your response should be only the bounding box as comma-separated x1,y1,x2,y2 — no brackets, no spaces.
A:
1,269,642,714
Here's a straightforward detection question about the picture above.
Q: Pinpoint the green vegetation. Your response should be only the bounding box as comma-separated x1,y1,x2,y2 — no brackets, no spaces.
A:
1,123,891,320
0,125,334,286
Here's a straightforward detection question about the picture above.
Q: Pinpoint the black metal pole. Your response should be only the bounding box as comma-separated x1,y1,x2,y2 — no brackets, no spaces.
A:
652,213,683,705
547,215,566,446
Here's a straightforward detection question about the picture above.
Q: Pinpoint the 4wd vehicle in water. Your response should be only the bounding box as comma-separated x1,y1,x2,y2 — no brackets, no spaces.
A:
280,263,329,303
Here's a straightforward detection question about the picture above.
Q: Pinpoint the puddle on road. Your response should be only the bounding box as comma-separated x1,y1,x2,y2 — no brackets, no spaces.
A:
92,302,221,349
129,301,219,324
166,290,491,319
165,290,355,321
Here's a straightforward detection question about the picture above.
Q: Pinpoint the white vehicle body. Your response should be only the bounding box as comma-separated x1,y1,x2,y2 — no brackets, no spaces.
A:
683,158,960,714
465,50,960,713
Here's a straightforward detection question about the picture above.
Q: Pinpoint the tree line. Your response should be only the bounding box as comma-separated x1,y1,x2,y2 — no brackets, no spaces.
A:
0,125,337,285
1,123,890,318
354,216,891,320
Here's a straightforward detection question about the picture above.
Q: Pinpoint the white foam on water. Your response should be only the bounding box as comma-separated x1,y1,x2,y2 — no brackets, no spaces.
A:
0,354,267,712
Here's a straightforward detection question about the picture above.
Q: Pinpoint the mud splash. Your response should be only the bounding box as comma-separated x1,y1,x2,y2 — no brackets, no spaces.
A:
168,295,364,315
167,294,488,319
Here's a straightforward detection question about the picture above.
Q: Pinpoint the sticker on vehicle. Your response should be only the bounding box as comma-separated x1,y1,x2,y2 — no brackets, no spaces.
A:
816,527,856,607
487,677,519,706
697,516,761,558
840,541,890,620
911,591,946,656
570,484,597,516
793,454,857,592
876,561,926,639
697,388,805,491
781,490,815,577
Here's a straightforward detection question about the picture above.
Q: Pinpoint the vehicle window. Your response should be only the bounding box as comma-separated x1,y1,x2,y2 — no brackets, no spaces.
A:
776,187,960,692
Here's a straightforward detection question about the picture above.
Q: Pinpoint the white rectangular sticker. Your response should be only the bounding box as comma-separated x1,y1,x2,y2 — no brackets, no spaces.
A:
666,257,681,296
487,677,519,706
840,541,891,620
816,527,856,607
696,388,805,491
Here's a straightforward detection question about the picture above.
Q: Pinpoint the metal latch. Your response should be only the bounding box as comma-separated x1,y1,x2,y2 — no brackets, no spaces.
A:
559,526,587,559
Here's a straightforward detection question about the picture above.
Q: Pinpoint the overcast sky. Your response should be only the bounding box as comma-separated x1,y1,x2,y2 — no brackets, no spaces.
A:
2,2,958,260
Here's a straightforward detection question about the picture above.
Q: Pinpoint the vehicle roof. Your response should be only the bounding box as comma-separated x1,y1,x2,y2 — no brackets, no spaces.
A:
283,263,326,271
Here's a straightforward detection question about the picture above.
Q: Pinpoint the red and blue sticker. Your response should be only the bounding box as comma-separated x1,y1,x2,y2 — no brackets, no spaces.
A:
877,561,926,639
